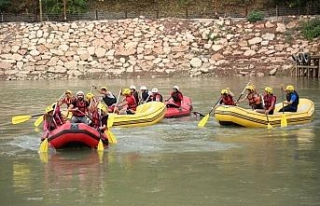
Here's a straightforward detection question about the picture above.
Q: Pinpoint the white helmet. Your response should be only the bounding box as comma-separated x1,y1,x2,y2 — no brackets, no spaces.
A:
76,91,84,96
140,86,147,90
173,85,179,91
151,88,158,93
130,85,136,90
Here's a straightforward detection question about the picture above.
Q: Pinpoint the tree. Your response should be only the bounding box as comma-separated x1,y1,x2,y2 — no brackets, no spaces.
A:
0,0,11,12
43,0,87,13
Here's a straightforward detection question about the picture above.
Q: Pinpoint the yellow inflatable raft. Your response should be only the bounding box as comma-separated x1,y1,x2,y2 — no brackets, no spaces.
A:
108,102,167,128
214,98,314,128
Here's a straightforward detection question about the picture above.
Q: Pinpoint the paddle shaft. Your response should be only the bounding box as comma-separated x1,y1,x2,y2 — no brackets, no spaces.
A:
113,88,122,114
235,81,251,104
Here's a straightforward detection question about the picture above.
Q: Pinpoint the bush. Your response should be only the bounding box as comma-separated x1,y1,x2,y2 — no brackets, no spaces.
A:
247,10,264,23
301,18,320,40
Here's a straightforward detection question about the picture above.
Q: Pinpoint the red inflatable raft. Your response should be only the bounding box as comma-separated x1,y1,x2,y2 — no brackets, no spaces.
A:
43,122,108,149
164,96,193,118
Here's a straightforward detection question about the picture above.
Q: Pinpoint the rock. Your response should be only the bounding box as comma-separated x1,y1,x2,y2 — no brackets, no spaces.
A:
276,23,286,33
244,49,256,56
190,57,202,68
0,62,12,69
265,21,275,28
95,48,106,58
262,33,275,41
29,50,40,56
212,45,223,52
269,68,277,75
248,37,262,45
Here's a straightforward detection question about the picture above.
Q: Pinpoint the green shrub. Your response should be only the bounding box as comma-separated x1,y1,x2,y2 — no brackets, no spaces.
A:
247,10,264,23
301,18,320,40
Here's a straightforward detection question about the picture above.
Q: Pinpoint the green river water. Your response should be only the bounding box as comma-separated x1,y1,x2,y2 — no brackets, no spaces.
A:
0,76,319,206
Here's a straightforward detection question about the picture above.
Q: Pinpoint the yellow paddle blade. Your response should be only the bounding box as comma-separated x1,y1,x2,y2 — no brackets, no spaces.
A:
198,113,210,128
12,115,32,124
38,138,49,153
98,151,104,163
39,152,49,163
34,116,44,127
106,129,117,144
281,114,287,127
107,115,114,128
267,123,272,129
97,139,104,152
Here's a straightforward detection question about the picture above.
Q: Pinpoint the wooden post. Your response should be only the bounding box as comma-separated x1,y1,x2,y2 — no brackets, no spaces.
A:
39,0,42,22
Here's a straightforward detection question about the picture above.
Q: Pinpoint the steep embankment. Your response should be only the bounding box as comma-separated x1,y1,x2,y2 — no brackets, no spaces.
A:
0,16,319,80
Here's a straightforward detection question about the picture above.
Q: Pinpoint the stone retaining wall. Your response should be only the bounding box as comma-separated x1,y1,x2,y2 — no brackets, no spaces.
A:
0,16,319,80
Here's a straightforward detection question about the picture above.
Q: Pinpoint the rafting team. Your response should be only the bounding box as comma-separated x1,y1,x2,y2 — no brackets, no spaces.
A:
42,85,184,133
42,83,299,134
219,84,299,115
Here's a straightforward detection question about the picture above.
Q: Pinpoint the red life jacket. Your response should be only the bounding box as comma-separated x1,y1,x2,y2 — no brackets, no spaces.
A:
91,110,100,129
126,95,137,111
171,91,183,106
264,94,276,110
222,95,235,105
151,93,163,102
247,92,262,106
72,100,88,117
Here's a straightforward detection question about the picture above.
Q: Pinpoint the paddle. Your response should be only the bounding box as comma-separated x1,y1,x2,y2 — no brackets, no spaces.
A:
12,113,43,125
281,86,287,127
34,93,65,127
198,97,222,128
261,94,272,129
38,138,49,153
265,112,272,129
113,88,122,114
235,81,251,104
105,115,117,144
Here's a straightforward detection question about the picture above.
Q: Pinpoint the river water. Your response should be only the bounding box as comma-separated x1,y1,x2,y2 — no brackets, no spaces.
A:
0,76,319,206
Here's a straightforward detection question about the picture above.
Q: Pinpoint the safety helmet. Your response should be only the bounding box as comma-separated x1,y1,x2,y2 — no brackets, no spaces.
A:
86,92,94,100
264,87,273,94
286,85,294,92
97,103,107,113
130,85,136,90
122,88,131,95
100,86,107,91
76,91,84,96
65,90,72,95
140,86,147,90
45,106,54,113
173,85,179,91
151,88,158,93
246,85,254,91
221,89,228,95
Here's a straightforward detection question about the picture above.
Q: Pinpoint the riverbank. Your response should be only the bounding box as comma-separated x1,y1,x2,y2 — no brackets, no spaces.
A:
0,16,319,81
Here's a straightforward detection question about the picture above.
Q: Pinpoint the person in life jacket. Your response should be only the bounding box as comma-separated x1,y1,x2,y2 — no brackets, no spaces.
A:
114,88,137,114
239,85,264,109
68,91,90,124
279,85,299,112
41,104,65,140
86,92,100,129
94,86,117,113
130,85,140,104
139,85,151,104
256,87,277,115
58,90,75,109
97,103,109,144
151,88,163,102
97,103,109,133
166,85,183,108
219,88,235,106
